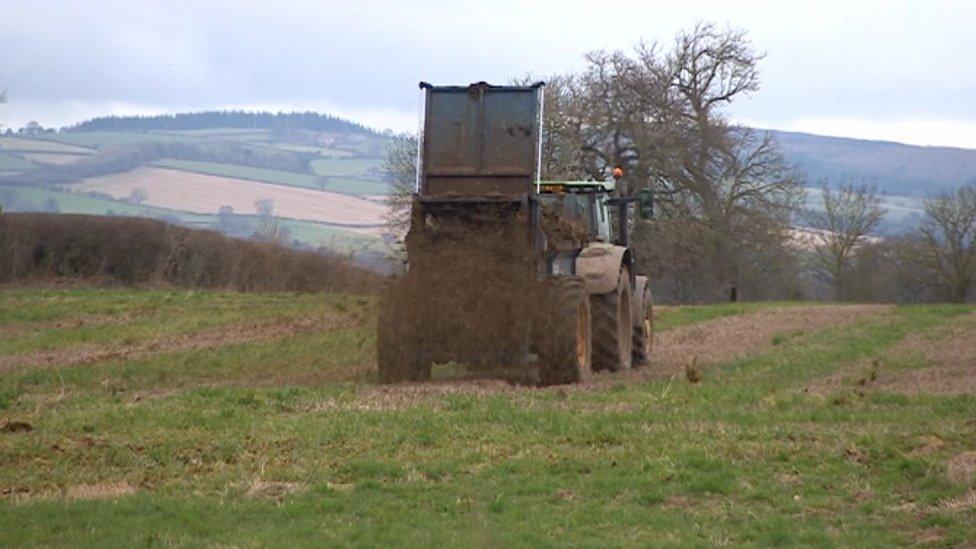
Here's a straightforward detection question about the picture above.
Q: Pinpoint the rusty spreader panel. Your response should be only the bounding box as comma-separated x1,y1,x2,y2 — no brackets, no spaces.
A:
420,81,542,196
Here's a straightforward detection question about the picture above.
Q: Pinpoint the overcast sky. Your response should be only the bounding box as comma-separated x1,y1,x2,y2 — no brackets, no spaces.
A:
2,0,975,147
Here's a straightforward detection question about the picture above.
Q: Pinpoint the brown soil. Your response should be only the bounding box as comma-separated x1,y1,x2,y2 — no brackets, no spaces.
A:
0,312,356,373
871,314,976,395
939,489,976,512
2,481,136,502
0,313,129,338
631,304,890,382
0,420,34,433
246,479,308,501
65,481,136,500
350,304,890,408
947,451,976,485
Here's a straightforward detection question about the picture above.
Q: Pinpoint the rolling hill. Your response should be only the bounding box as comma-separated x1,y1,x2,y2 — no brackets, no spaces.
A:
0,113,393,267
768,129,976,197
3,111,976,256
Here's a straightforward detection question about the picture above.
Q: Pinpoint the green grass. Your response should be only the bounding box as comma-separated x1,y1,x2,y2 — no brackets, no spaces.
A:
310,157,383,177
310,158,390,195
655,301,773,331
152,159,322,189
0,186,211,222
152,128,271,142
278,219,384,253
46,132,196,148
0,294,974,545
0,137,94,154
318,177,390,195
277,144,354,158
152,158,389,195
0,152,36,171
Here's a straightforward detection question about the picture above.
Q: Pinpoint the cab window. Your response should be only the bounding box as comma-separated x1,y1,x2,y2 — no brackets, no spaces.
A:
594,194,612,242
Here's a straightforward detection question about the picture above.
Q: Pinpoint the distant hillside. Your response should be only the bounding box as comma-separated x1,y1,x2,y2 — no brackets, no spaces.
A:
65,110,378,136
768,129,976,197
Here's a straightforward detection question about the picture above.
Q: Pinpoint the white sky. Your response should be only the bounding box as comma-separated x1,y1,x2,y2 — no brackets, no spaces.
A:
2,0,975,147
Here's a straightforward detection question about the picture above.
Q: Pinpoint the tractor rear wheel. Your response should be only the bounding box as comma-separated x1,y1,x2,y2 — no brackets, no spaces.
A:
538,277,592,386
632,278,653,367
591,268,633,372
377,282,431,383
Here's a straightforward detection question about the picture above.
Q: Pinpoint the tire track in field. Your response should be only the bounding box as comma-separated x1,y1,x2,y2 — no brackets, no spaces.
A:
0,312,357,373
325,304,893,410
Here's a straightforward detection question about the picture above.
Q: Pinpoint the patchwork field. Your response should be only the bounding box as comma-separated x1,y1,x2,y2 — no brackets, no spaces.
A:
19,153,89,165
0,186,384,256
151,159,324,189
73,167,387,234
0,137,94,154
1,291,973,545
0,153,35,172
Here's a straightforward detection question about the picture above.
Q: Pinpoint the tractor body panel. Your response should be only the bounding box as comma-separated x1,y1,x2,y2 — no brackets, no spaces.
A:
421,82,542,198
576,243,631,294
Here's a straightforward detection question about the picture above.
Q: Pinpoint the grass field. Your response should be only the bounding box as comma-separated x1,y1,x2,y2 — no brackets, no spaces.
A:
275,144,354,158
43,132,196,148
310,157,383,177
152,159,323,189
1,293,974,545
0,152,35,171
153,129,272,143
0,186,213,221
153,159,389,196
0,137,94,154
19,153,89,165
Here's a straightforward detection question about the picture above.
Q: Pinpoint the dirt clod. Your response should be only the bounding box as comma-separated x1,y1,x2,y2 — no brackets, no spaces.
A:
554,489,576,501
0,421,33,433
684,355,701,383
247,480,307,501
946,451,976,484
65,481,135,500
661,495,696,509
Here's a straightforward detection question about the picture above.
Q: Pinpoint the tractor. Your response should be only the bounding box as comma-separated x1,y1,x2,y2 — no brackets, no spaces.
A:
377,81,654,385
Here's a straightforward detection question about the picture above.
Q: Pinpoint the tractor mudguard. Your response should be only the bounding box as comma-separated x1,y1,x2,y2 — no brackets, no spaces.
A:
575,243,629,294
633,275,650,326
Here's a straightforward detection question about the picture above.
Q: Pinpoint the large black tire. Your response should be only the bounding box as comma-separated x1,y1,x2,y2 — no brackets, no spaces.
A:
632,277,653,367
538,277,592,386
591,268,633,372
376,283,431,383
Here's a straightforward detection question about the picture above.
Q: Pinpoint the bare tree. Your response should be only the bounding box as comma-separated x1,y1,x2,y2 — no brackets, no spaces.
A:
805,182,887,300
0,88,7,133
545,23,801,300
917,183,976,302
253,219,291,246
653,23,803,299
254,198,274,217
382,134,417,243
217,205,237,233
127,187,148,205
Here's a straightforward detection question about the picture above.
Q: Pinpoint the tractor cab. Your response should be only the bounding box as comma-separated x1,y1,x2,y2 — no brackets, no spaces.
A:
538,181,616,243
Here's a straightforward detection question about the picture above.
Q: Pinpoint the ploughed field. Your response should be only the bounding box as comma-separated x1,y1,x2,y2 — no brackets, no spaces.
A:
74,167,386,235
1,290,975,545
